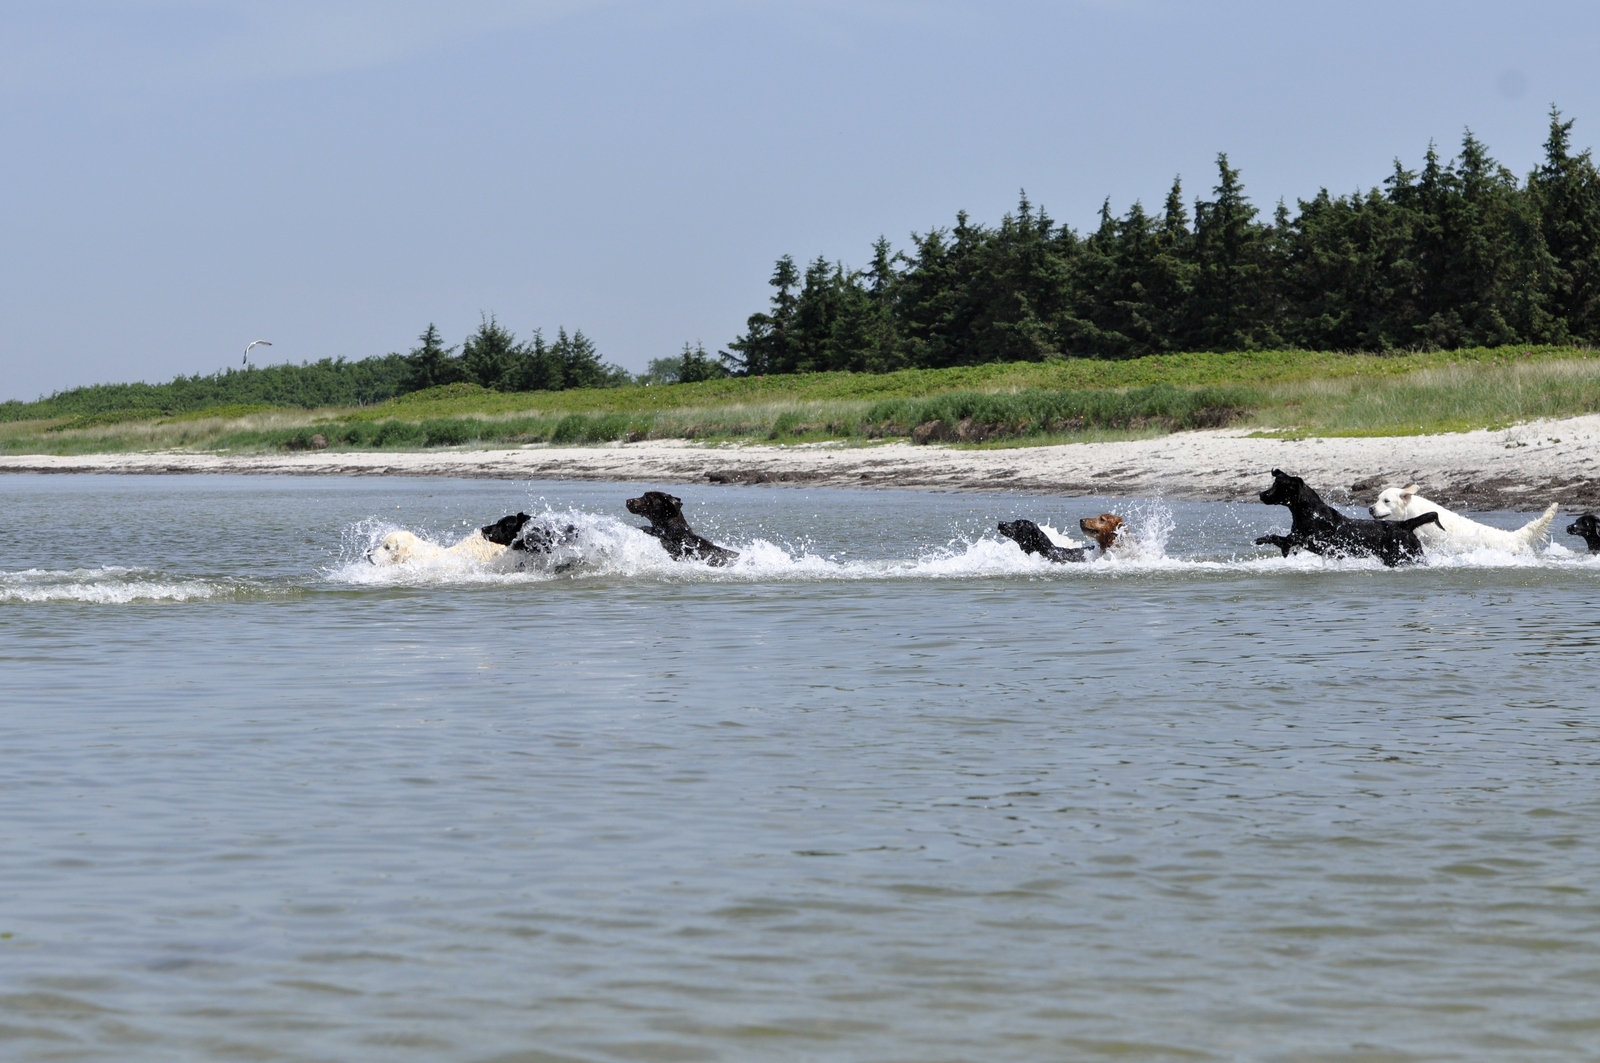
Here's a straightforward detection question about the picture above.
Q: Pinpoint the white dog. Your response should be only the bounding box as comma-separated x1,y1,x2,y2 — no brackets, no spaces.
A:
1369,485,1558,554
367,528,507,566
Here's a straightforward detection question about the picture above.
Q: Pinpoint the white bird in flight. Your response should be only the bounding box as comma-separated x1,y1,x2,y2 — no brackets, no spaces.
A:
243,339,272,365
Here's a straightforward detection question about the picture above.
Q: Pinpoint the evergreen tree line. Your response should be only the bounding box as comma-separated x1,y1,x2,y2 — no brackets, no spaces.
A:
724,110,1600,373
0,356,414,421
1,319,628,420
641,342,730,384
400,319,629,393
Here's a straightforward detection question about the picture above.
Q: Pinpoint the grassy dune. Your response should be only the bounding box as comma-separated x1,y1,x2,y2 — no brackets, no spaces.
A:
3,347,1598,456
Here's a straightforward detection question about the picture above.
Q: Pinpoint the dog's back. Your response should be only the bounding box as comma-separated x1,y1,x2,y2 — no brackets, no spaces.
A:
998,519,1086,563
369,528,506,566
1261,471,1434,567
1373,486,1556,552
626,491,739,566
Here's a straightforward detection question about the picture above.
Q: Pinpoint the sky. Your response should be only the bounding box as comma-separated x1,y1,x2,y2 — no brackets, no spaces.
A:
2,0,1597,400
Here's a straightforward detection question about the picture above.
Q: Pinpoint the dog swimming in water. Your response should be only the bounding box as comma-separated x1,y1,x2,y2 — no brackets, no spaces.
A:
625,491,740,566
367,512,578,567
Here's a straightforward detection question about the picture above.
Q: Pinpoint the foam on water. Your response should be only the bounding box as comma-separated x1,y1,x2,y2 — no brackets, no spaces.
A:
0,566,226,604
9,502,1594,605
324,501,1600,587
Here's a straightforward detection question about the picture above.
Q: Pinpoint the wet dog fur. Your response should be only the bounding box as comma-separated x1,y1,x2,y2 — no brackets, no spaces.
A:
479,512,579,554
1255,468,1440,567
625,491,740,566
367,527,506,566
1078,514,1125,553
1369,485,1558,554
368,512,579,567
1568,513,1600,552
997,519,1087,563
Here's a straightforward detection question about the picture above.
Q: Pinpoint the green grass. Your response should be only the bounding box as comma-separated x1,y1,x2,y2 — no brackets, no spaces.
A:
1248,356,1600,436
3,346,1598,456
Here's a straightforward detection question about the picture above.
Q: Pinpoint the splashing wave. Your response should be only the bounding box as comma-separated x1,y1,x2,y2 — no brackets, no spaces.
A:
325,503,1600,587
0,567,228,604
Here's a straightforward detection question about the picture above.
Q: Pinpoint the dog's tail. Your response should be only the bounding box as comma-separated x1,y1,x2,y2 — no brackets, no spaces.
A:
1397,512,1442,532
1513,502,1561,547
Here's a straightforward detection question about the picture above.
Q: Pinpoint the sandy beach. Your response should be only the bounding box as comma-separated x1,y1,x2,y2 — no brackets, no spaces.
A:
4,414,1599,510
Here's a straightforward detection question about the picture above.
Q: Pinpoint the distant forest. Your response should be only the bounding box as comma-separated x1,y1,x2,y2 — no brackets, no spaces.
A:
0,321,627,420
8,110,1599,421
724,110,1600,373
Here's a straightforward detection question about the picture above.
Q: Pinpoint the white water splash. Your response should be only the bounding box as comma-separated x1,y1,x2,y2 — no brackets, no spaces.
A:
0,567,224,604
7,503,1593,606
328,503,1205,585
337,498,1592,584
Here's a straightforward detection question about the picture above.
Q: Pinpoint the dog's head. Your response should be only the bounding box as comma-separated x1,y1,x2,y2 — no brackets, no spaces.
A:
1568,512,1600,548
626,491,685,528
367,529,422,566
1259,468,1307,507
1368,485,1418,520
1079,513,1124,551
998,518,1053,556
480,512,532,546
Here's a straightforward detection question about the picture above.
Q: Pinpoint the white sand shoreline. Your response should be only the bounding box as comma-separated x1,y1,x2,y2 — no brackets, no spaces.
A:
4,414,1599,510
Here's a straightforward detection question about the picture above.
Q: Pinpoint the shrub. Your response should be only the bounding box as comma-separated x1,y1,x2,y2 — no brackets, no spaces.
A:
421,418,475,446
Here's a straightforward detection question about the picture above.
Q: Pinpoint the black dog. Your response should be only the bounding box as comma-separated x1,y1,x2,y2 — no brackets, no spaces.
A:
1568,513,1600,552
480,512,578,554
625,491,740,566
998,519,1087,563
1255,468,1441,567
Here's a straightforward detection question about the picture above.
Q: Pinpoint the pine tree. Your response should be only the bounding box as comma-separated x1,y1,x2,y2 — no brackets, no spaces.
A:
894,224,961,368
401,323,462,390
552,328,612,390
1281,184,1416,350
517,329,564,392
791,256,843,372
1191,155,1278,349
1529,107,1600,340
724,255,800,375
970,192,1073,363
1063,198,1129,356
678,341,727,383
459,316,522,391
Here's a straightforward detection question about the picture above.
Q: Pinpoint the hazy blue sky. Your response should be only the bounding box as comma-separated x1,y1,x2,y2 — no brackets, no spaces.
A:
2,0,1596,399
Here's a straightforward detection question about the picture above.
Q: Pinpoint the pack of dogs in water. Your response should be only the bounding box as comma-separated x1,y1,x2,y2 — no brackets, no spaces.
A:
365,474,1600,569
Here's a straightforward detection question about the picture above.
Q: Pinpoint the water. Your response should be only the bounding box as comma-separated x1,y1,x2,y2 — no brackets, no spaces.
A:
2,474,1599,1062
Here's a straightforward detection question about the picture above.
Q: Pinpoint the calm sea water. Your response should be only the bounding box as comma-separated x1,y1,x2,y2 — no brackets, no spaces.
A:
2,474,1599,1063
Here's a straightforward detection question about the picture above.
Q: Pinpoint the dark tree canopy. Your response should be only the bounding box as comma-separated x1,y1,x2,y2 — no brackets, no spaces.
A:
722,111,1600,374
403,320,627,395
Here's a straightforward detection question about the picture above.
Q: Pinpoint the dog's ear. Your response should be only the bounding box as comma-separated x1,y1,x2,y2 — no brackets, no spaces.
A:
668,494,682,507
1271,468,1285,478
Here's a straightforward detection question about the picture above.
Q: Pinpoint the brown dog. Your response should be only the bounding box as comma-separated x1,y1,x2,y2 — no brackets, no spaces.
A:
1078,513,1125,552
